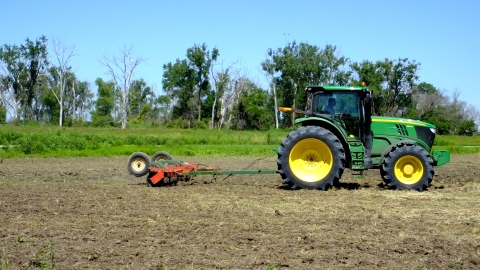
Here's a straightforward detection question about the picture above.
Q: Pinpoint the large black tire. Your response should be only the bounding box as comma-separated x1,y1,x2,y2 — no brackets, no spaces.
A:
127,152,150,177
277,126,345,190
151,151,173,162
380,144,434,191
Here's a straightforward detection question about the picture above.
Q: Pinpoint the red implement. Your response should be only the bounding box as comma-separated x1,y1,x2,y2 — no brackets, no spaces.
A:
148,163,199,185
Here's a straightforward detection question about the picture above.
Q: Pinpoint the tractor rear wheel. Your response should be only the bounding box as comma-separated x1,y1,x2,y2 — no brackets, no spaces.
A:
151,151,173,162
381,144,434,191
277,126,345,190
127,152,150,177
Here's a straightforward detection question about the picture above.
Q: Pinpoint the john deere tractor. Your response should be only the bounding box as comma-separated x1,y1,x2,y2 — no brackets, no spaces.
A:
277,85,450,191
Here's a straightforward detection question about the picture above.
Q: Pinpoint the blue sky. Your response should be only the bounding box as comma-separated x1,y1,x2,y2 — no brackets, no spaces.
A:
1,0,479,109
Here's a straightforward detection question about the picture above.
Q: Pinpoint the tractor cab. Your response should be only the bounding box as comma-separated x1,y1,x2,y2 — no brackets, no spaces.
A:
307,86,372,148
311,90,362,139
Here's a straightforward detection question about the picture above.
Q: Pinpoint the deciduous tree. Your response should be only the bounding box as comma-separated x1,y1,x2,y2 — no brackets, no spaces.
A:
100,46,144,129
91,78,115,127
74,80,93,122
162,59,195,124
162,44,218,126
187,44,218,122
266,42,350,126
51,38,78,126
128,79,155,124
351,58,420,117
0,36,48,121
232,79,270,130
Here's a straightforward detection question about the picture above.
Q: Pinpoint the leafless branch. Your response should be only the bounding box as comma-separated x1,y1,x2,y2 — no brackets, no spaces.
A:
99,46,145,128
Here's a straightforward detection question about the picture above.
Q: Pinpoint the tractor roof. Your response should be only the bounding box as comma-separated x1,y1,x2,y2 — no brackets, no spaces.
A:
306,85,368,93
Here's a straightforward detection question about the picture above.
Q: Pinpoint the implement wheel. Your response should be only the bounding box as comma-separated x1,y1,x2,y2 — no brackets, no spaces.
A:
277,126,345,190
151,151,173,162
381,144,434,191
127,152,150,177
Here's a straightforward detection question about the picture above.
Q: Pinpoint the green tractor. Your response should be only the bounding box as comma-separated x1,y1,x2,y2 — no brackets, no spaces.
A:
277,85,450,191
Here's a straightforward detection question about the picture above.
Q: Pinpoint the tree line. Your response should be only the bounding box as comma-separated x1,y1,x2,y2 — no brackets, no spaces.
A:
0,36,478,135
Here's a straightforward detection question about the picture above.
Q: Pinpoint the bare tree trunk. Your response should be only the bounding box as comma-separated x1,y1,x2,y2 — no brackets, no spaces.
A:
260,61,279,129
291,87,298,126
100,46,144,129
80,103,84,121
211,97,216,128
210,71,219,128
52,39,77,127
210,67,221,129
60,96,64,126
72,80,76,121
121,91,128,129
219,78,243,129
272,82,279,129
197,91,201,123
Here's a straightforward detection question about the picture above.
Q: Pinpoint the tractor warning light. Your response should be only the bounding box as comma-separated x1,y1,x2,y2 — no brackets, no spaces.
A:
278,107,292,112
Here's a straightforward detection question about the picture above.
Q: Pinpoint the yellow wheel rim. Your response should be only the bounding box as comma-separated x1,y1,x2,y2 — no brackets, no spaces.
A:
394,155,424,184
289,138,333,182
131,157,147,173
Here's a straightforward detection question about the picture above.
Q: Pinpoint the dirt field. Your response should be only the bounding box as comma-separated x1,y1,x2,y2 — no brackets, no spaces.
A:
1,154,479,269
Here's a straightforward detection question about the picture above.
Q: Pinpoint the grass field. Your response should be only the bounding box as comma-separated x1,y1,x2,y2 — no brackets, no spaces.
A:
0,125,289,158
0,124,479,159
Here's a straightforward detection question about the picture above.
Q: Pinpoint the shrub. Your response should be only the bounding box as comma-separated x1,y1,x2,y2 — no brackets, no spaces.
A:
166,117,190,129
193,120,208,130
91,115,115,127
19,134,46,154
0,130,23,145
458,120,477,136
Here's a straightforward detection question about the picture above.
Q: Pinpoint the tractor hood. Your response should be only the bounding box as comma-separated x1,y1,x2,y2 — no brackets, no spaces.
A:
371,116,437,150
372,116,436,129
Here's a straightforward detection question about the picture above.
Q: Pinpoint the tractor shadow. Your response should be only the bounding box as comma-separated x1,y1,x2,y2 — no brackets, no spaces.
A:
335,181,391,191
277,181,387,191
335,182,363,190
277,182,363,191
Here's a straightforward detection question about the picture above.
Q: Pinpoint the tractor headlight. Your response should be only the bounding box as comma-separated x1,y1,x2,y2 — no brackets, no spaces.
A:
430,128,436,134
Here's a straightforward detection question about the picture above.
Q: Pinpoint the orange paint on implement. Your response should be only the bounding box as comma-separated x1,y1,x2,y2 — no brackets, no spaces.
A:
148,163,216,185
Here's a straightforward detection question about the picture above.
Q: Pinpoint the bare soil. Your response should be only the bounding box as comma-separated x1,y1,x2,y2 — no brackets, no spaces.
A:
1,154,480,269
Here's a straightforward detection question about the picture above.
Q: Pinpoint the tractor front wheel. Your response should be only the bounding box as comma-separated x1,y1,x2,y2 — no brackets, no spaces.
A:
277,126,345,190
127,152,150,177
381,145,434,191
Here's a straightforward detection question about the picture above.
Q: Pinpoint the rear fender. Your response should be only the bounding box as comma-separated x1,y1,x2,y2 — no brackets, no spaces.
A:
295,117,348,139
296,117,350,166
